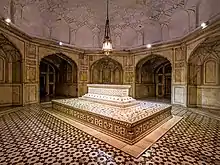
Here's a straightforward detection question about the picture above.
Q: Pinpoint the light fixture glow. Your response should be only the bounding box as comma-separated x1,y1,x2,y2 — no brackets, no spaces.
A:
201,22,207,29
147,44,152,49
102,0,112,55
59,42,63,46
5,18,11,24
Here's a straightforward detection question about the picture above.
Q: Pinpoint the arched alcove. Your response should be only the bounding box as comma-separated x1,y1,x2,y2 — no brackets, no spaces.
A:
144,21,162,44
39,53,78,102
75,25,93,47
90,57,123,84
121,27,138,47
188,35,220,109
136,55,172,100
0,34,23,106
169,10,190,39
51,19,70,43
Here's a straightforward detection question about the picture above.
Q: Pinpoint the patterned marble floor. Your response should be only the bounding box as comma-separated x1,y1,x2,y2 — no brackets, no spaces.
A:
0,104,219,164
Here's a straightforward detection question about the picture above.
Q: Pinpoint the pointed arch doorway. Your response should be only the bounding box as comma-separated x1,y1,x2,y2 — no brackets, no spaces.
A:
39,53,78,102
136,55,172,102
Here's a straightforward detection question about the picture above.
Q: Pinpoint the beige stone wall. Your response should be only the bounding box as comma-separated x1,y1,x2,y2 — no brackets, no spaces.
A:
0,19,220,109
172,46,188,106
0,33,23,106
187,36,220,109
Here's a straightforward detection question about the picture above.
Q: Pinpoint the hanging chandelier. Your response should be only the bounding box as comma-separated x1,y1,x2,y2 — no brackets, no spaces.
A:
102,0,113,55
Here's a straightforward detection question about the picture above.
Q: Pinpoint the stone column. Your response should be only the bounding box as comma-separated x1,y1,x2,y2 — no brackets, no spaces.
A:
77,53,89,96
172,45,188,107
123,55,135,97
23,43,39,105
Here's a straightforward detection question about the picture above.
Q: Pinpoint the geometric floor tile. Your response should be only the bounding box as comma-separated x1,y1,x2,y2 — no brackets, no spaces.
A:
0,104,219,164
45,108,182,158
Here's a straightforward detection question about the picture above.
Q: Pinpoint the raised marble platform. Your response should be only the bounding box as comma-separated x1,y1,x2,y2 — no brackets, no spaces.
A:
52,84,172,144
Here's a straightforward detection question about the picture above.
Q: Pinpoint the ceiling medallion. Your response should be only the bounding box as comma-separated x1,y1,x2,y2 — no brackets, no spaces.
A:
102,0,113,55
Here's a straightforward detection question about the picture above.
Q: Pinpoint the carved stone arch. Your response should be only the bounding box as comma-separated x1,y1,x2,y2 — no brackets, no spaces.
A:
188,35,220,63
39,50,79,68
90,57,123,84
203,53,218,63
39,53,78,102
0,33,23,107
187,38,207,63
135,54,172,99
187,34,220,109
155,62,172,74
90,56,123,67
136,54,172,68
136,54,172,83
0,34,22,62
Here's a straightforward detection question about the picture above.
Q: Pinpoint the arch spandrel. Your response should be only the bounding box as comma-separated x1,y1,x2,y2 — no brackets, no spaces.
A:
38,47,79,67
90,57,123,84
187,38,206,62
135,53,172,68
188,35,220,63
0,34,24,60
90,56,123,68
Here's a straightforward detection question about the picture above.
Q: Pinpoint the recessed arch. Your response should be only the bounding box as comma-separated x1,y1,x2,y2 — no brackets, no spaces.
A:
0,34,23,106
75,25,93,48
188,35,220,63
136,54,172,100
39,53,78,102
169,9,190,39
90,57,123,84
121,27,138,47
187,35,220,109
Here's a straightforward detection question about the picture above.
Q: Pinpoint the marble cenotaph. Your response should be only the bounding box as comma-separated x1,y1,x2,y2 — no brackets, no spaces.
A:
52,84,172,144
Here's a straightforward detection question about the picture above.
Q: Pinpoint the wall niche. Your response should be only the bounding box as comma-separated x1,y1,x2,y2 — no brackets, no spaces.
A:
90,58,123,84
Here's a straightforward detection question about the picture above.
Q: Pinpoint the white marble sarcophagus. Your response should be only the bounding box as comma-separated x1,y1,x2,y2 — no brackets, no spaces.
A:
80,84,137,107
52,84,172,144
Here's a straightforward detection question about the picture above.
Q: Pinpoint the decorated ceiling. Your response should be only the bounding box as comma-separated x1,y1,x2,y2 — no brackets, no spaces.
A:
0,0,220,49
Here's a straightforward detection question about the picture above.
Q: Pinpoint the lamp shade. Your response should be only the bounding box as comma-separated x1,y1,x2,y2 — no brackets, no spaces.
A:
102,39,112,55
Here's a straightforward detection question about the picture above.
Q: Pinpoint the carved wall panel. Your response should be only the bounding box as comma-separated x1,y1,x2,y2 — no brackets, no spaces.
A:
174,47,186,84
175,69,184,83
188,64,202,85
0,57,4,82
27,44,37,59
80,71,88,81
0,84,22,106
174,87,184,104
0,85,13,105
26,43,38,82
125,72,133,83
0,34,23,106
25,85,37,103
26,66,36,82
12,85,21,104
204,60,217,84
187,35,220,109
188,86,197,106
